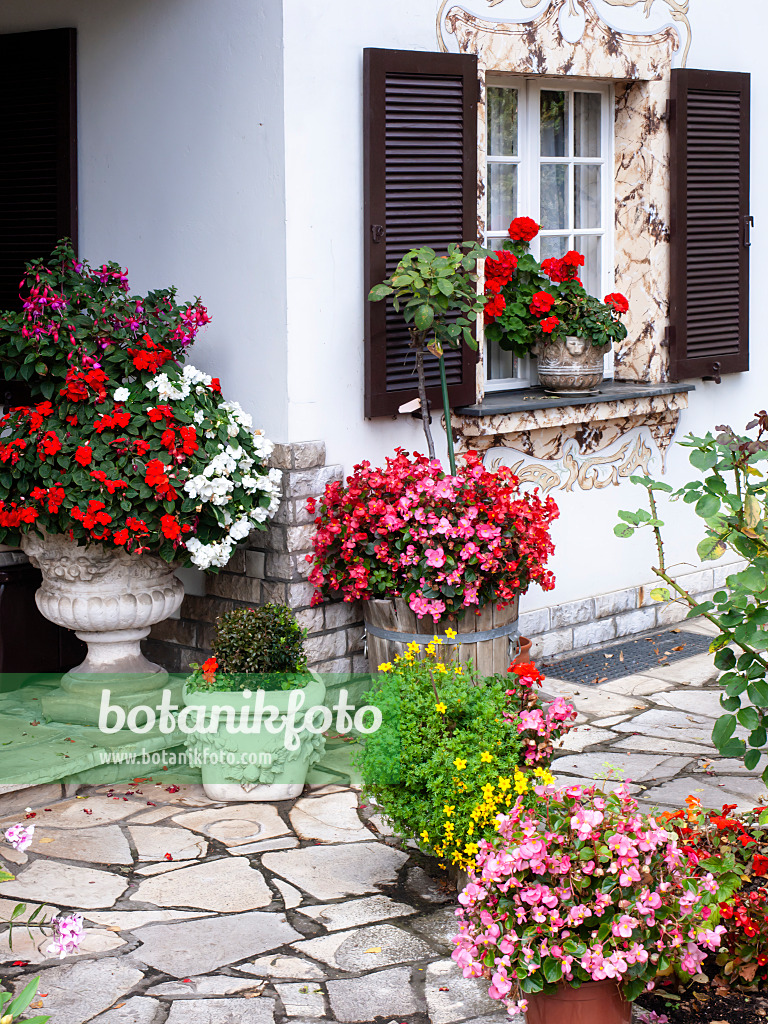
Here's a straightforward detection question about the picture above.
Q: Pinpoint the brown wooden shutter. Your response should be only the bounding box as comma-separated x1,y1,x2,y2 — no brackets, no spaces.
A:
0,28,78,312
364,48,478,418
669,68,750,380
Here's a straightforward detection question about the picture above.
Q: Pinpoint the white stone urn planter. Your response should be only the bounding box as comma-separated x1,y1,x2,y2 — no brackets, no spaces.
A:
535,336,610,393
20,531,184,727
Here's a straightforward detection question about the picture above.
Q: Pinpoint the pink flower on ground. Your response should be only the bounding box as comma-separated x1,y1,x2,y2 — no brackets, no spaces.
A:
47,912,84,958
4,823,34,852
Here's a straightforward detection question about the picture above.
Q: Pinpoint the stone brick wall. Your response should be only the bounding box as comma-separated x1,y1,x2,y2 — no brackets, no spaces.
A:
521,559,747,661
144,441,364,676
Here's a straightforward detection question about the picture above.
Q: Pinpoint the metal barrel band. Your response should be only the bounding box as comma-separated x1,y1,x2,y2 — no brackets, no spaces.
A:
363,620,519,646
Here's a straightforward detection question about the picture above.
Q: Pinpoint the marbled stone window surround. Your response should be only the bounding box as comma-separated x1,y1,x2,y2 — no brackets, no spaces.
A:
444,0,679,450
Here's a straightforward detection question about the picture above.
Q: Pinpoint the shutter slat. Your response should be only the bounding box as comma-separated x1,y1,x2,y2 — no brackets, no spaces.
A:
669,69,750,380
0,28,78,313
364,48,478,417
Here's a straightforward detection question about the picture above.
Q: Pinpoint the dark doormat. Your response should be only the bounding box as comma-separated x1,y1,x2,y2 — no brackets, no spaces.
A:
541,629,714,686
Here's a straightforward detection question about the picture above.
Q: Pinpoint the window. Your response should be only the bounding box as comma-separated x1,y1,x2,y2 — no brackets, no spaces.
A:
484,77,613,391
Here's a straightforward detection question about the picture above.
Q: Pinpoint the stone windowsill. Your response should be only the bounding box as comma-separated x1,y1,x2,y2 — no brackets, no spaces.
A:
452,380,694,442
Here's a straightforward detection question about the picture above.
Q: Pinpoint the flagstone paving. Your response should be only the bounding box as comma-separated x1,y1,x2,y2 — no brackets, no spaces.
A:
0,620,767,1022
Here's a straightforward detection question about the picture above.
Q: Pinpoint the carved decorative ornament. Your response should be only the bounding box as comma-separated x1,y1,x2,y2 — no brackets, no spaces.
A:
437,0,691,67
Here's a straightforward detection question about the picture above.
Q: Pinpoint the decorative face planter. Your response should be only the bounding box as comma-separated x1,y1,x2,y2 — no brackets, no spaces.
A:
181,673,327,802
535,336,610,393
20,531,184,727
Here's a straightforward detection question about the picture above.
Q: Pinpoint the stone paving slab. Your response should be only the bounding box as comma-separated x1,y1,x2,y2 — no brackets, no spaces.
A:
4,620,768,1023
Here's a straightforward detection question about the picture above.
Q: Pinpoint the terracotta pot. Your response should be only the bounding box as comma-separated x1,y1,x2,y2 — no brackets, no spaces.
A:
510,635,531,666
525,980,632,1024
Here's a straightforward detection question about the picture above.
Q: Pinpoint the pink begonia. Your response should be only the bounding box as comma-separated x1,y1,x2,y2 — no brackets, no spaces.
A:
46,912,84,959
408,593,430,617
4,822,34,852
425,546,446,568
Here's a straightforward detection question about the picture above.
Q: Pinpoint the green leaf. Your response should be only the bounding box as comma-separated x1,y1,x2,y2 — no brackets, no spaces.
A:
690,448,718,470
697,535,727,561
436,279,454,297
649,587,671,602
744,492,762,529
696,493,720,518
414,304,434,331
747,679,768,707
712,714,737,747
613,524,634,538
734,566,766,593
7,976,39,1016
714,647,737,670
738,706,760,731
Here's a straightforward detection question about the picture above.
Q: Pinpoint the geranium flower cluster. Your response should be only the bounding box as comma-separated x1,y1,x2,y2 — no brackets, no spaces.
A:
481,217,629,358
453,784,731,1014
0,243,279,569
306,448,558,621
660,795,768,991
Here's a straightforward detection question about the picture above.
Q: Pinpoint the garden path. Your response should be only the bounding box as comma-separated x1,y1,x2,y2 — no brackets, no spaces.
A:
0,617,765,1023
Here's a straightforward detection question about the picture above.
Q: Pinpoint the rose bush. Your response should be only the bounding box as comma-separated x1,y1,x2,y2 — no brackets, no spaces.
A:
306,448,558,621
483,216,628,357
453,783,737,1015
0,242,280,569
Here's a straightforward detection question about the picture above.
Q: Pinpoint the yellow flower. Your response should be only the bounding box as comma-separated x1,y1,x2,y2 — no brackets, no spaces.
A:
467,822,475,835
420,830,429,842
445,627,457,639
377,662,393,672
497,776,511,793
454,757,467,770
435,663,447,674
514,771,529,795
480,750,493,763
407,641,420,653
443,804,455,817
432,634,443,645
435,701,447,714
425,643,436,656
403,651,414,662
464,842,478,856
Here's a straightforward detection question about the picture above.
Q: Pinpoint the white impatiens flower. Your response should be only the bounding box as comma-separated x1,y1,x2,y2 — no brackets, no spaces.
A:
228,517,253,541
193,409,205,425
147,372,191,401
182,364,212,387
113,387,130,402
252,430,274,459
185,537,235,569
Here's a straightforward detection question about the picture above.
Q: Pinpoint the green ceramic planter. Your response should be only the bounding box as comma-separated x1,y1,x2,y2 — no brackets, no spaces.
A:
181,672,326,801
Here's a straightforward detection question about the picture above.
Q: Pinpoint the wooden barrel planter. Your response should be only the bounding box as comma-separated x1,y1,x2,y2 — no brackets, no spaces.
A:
363,595,520,675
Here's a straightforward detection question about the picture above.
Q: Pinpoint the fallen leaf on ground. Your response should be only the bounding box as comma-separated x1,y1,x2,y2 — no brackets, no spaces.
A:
39,838,54,844
363,946,381,953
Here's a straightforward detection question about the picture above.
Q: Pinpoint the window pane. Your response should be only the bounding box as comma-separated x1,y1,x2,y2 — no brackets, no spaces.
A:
540,91,566,157
487,87,518,157
574,92,601,157
575,233,601,295
539,235,569,262
540,164,567,229
574,165,601,229
487,163,517,232
487,345,517,381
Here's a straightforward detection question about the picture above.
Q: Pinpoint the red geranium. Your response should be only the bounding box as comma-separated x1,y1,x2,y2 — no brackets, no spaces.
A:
483,293,506,324
540,316,559,334
508,217,539,242
529,291,555,316
604,292,629,314
485,250,518,286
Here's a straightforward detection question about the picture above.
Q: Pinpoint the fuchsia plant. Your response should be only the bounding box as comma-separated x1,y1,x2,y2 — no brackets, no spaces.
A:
452,783,737,1014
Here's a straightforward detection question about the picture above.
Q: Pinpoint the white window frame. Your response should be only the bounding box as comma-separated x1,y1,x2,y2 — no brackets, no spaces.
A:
483,75,615,392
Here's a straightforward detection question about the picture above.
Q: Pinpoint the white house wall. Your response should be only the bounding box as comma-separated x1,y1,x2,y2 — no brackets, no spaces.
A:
0,0,291,438
279,0,767,621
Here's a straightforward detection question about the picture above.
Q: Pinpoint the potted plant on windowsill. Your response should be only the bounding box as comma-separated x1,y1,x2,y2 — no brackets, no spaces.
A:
306,447,558,668
182,604,325,801
0,242,281,726
483,217,629,394
453,781,735,1024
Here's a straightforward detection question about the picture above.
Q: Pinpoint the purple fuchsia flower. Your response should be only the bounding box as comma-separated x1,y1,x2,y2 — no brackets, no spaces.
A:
46,912,84,959
4,822,34,852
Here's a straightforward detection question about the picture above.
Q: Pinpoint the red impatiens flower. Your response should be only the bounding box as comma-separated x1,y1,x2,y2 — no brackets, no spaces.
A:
38,431,62,459
160,514,181,540
754,854,768,877
604,292,629,314
147,405,175,424
540,316,559,334
128,336,174,373
209,377,222,393
202,656,218,683
74,445,93,466
529,291,555,316
508,216,539,242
